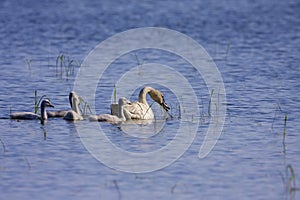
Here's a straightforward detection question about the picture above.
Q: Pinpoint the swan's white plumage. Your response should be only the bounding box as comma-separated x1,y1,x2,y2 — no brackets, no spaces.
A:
63,91,83,121
89,97,129,124
63,110,83,121
121,86,170,120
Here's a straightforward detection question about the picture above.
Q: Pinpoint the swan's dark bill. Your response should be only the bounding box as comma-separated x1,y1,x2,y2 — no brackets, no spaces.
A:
161,102,170,112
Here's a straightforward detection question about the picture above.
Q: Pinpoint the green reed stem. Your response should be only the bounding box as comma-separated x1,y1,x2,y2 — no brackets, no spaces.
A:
283,114,288,144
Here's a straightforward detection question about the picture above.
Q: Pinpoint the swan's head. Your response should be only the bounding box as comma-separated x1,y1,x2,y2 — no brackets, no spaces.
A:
118,97,131,106
41,99,54,108
149,89,170,112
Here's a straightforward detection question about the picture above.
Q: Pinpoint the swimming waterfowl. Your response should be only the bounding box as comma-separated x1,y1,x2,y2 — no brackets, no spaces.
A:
47,110,68,118
63,91,83,121
122,86,170,120
89,97,130,124
47,92,77,118
10,99,54,120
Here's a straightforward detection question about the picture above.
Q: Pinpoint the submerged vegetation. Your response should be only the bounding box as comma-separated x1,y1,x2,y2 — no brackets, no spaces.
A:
213,42,231,61
24,54,80,80
78,96,92,116
26,58,32,76
286,165,296,193
55,54,81,80
271,103,283,131
208,89,214,116
0,138,6,155
279,113,298,198
281,164,299,199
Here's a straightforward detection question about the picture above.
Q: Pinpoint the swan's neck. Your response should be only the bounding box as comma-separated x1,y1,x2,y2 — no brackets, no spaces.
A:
72,98,81,115
138,86,152,106
41,106,47,120
118,104,125,121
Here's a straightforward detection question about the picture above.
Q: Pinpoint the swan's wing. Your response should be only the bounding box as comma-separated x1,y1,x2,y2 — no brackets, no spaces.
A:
63,110,83,121
10,112,40,120
47,110,68,118
110,97,131,116
123,102,154,120
97,114,121,122
88,115,98,121
89,114,121,125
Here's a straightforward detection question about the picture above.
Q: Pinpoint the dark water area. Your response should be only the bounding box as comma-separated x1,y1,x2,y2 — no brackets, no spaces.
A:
0,0,299,199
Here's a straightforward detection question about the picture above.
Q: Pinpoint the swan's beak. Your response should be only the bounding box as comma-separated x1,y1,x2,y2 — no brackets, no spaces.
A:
161,102,170,112
43,99,54,108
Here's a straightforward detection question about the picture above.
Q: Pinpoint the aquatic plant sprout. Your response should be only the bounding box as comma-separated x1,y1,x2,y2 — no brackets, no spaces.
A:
73,27,226,173
34,90,46,114
55,54,80,80
283,114,288,144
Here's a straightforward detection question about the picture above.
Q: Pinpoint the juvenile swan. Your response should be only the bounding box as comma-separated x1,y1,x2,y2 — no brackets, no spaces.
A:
47,110,68,118
89,97,129,124
10,99,54,120
122,86,170,120
47,92,77,118
63,91,83,121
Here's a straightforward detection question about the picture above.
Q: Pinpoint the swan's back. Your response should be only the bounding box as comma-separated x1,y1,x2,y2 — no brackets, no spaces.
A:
89,114,122,125
10,99,54,120
123,101,154,120
93,114,122,124
89,97,130,123
47,110,68,118
63,110,83,121
10,112,40,120
47,91,79,118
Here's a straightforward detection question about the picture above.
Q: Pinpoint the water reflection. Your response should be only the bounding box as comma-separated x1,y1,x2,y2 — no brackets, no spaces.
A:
119,119,165,139
42,126,47,140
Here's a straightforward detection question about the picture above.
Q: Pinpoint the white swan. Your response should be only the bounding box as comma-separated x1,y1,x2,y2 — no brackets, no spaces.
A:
89,97,130,124
63,91,83,121
10,99,54,121
121,86,170,120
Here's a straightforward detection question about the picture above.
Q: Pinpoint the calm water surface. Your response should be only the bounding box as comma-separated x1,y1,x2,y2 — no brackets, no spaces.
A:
0,0,299,199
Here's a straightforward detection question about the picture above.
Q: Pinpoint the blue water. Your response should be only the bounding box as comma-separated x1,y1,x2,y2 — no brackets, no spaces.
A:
0,0,300,199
